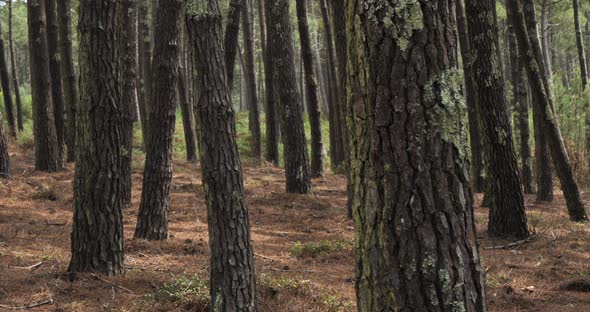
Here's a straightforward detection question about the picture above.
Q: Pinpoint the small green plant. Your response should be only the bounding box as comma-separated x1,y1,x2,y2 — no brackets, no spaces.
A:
145,275,209,307
289,240,352,258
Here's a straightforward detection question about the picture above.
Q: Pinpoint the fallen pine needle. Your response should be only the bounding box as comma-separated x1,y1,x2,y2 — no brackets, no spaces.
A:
0,298,54,310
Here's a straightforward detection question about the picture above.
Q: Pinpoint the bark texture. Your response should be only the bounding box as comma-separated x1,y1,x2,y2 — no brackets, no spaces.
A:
187,1,258,309
177,64,198,162
0,15,16,138
0,111,9,178
267,0,312,194
69,0,125,275
8,0,23,131
138,0,152,147
347,0,487,310
224,0,242,89
261,0,279,165
27,0,60,172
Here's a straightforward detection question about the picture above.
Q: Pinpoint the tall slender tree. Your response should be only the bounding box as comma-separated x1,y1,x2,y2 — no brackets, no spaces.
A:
261,0,279,165
267,0,311,194
241,0,262,161
134,0,182,241
467,0,530,238
138,0,152,146
0,15,16,138
27,0,60,172
296,0,324,177
177,25,198,163
187,0,258,309
224,0,242,89
509,0,588,222
347,0,487,310
45,0,66,166
69,0,125,275
573,0,590,168
0,111,9,179
57,0,78,162
8,0,23,131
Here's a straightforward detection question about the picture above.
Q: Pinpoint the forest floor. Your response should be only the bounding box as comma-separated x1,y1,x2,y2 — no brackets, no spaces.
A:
1,144,590,312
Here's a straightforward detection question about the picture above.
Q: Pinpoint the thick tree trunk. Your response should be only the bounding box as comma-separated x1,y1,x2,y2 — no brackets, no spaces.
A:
267,0,312,194
8,0,23,132
187,1,258,310
0,111,9,178
241,0,262,161
456,0,485,193
45,0,66,167
120,0,139,208
296,0,324,178
260,0,279,165
27,0,60,172
224,0,242,89
509,0,588,221
134,0,181,241
348,1,487,310
138,0,152,147
57,0,78,162
319,0,344,170
0,14,17,138
69,0,125,275
468,0,530,238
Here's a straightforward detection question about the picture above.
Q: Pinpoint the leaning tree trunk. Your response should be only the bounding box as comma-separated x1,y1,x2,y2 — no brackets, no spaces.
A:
0,111,9,178
509,0,588,222
241,0,262,161
261,0,280,165
45,0,66,167
296,0,324,177
8,0,23,131
456,0,485,193
349,1,487,310
134,0,182,241
468,0,529,238
267,0,312,194
57,0,79,162
224,0,242,89
0,15,16,138
27,0,60,172
120,0,139,208
187,1,258,310
69,0,125,275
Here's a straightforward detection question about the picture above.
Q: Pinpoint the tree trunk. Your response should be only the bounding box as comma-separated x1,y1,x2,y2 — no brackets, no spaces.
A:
241,0,262,161
138,0,152,148
573,0,590,170
0,110,9,178
348,1,487,310
8,0,22,132
178,65,198,162
296,0,324,178
187,1,258,309
468,0,530,238
456,0,485,193
120,0,139,208
260,0,279,165
540,0,553,83
57,0,78,162
45,0,66,167
27,0,60,172
0,13,17,138
134,0,181,241
69,0,125,275
267,0,312,194
319,0,344,170
224,0,242,89
509,0,588,221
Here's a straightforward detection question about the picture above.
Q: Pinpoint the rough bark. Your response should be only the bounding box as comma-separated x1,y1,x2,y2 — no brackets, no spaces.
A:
45,0,66,167
509,0,588,221
69,0,125,275
186,1,258,309
138,0,152,147
27,0,60,172
224,0,242,89
296,0,324,178
57,0,78,162
0,111,9,178
456,0,484,193
267,0,312,194
348,1,487,310
134,0,181,241
468,0,530,238
0,14,16,138
261,0,279,165
8,0,23,131
241,0,262,161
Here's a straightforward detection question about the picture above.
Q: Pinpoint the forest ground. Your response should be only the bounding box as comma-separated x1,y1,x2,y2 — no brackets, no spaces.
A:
1,141,590,311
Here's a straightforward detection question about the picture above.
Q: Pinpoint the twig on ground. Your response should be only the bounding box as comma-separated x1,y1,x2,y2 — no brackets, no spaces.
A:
90,273,134,294
0,298,54,310
12,261,44,271
268,267,317,273
483,235,537,250
254,253,277,262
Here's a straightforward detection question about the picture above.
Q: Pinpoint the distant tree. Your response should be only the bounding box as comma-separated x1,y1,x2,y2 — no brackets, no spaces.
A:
261,0,279,165
177,24,198,162
296,0,324,177
186,0,258,309
45,0,66,166
27,0,61,172
8,0,23,132
57,0,78,162
267,0,311,193
69,0,125,275
138,0,151,147
572,0,590,167
0,12,16,138
0,111,9,178
224,0,242,88
134,0,182,241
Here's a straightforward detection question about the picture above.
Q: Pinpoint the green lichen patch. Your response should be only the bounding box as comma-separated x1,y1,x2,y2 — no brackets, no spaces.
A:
363,0,424,50
186,0,209,16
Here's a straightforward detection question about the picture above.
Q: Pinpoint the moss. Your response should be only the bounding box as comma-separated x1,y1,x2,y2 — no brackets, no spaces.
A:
364,0,424,50
186,0,209,16
424,68,470,159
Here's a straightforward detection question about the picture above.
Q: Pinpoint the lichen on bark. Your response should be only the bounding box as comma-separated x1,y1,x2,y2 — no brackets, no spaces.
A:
363,0,423,50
